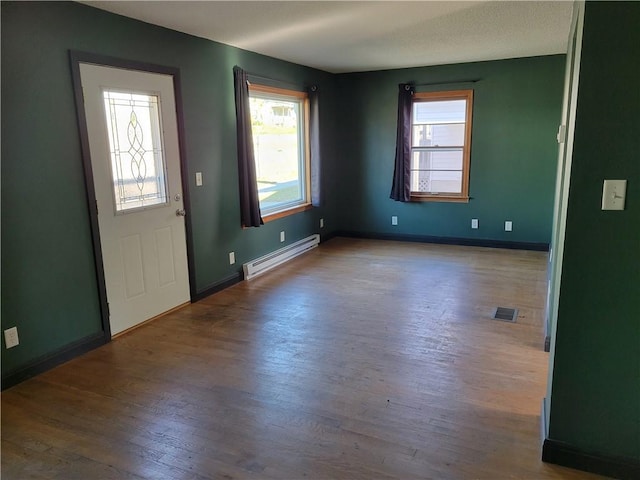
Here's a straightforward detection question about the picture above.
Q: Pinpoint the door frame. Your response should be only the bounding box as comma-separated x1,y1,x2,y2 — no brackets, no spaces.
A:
70,50,196,339
542,1,585,437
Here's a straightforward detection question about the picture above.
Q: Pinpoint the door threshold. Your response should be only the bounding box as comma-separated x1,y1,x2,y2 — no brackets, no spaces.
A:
111,301,191,339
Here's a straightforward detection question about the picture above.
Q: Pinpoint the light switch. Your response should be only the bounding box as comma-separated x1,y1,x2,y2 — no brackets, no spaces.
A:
471,218,479,229
195,172,203,186
505,221,513,232
602,180,626,210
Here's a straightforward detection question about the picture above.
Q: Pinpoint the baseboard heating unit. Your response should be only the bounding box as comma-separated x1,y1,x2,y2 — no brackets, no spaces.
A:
243,234,320,280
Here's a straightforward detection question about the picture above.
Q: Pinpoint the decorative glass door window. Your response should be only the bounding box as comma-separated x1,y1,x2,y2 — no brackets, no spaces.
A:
103,90,169,212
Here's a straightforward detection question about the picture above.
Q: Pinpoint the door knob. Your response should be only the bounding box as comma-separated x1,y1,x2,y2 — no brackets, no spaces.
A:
176,209,186,217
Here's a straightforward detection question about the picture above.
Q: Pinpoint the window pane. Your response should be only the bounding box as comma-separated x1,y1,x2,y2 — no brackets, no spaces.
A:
412,123,465,147
103,90,168,212
413,99,466,124
411,148,463,194
410,169,463,194
249,96,304,212
411,149,463,171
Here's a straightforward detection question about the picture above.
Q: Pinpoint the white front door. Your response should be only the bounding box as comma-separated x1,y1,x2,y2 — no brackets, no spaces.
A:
79,63,190,336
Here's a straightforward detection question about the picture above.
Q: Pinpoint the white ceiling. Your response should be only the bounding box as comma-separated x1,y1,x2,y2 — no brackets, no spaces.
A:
81,1,574,73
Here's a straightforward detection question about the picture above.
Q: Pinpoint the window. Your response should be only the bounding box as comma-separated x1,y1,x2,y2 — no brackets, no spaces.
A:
103,90,169,213
248,84,311,220
410,90,473,202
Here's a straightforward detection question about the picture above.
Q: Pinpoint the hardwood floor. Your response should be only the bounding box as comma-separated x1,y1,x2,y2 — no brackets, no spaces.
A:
1,238,606,479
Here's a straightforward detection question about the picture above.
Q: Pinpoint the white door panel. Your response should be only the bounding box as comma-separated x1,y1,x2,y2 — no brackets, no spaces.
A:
80,63,190,336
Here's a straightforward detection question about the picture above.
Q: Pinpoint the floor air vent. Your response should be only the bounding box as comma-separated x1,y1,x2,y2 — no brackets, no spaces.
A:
493,307,518,323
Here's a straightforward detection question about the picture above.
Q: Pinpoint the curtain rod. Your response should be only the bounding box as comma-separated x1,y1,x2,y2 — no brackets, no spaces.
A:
412,79,481,87
248,72,300,87
236,67,315,90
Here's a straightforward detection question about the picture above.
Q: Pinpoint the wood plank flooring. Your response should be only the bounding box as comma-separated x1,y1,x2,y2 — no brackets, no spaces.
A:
1,238,607,479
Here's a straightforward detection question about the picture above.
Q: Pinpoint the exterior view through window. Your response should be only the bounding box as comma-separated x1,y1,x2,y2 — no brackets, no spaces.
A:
411,90,473,202
249,85,310,217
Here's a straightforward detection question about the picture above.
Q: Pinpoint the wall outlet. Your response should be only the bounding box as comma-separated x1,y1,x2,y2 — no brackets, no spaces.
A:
391,216,398,226
195,172,203,186
320,218,324,229
229,251,235,265
471,218,479,229
505,221,513,232
4,327,19,349
280,231,285,242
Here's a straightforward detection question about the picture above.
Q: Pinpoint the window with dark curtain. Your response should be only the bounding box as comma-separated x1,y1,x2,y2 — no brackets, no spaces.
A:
233,66,263,227
390,83,415,202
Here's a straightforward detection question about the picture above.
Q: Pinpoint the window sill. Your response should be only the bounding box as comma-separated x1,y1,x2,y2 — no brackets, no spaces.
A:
262,203,312,223
410,195,470,203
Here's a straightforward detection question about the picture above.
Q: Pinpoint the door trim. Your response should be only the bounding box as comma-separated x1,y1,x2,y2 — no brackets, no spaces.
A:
69,50,196,339
542,0,585,439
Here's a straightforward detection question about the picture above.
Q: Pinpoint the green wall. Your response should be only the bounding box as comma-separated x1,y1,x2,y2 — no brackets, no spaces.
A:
1,2,567,386
548,1,640,462
334,56,565,244
1,1,338,378
4,1,638,469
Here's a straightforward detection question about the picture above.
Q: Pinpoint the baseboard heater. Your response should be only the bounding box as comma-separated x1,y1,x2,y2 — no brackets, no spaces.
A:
243,234,320,280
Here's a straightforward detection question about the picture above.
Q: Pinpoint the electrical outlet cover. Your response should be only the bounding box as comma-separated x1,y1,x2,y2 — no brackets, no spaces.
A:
4,327,19,349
